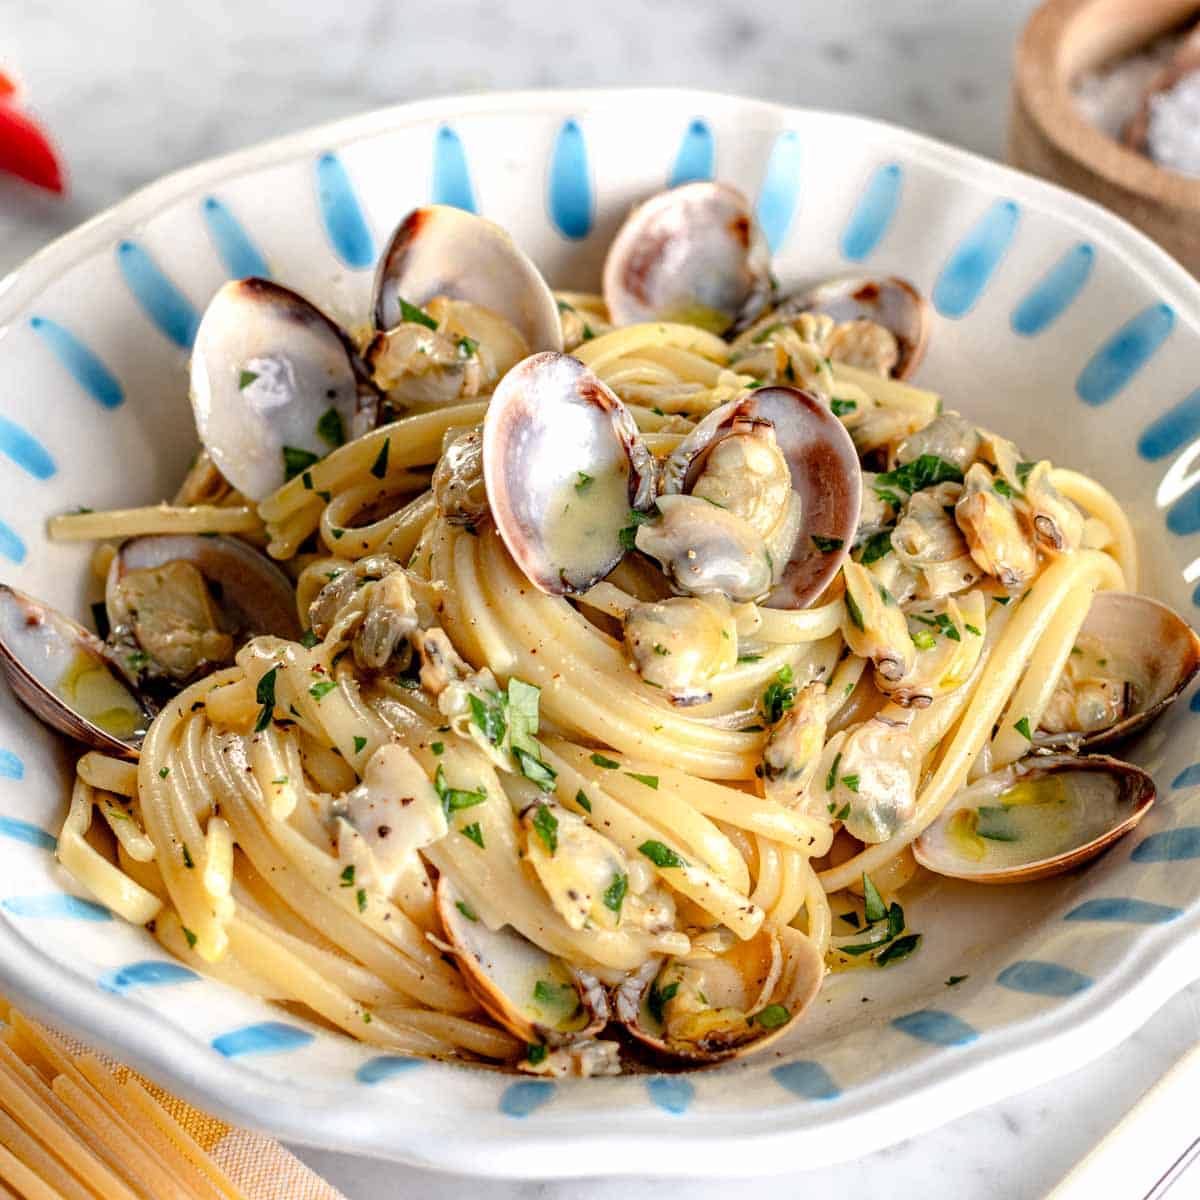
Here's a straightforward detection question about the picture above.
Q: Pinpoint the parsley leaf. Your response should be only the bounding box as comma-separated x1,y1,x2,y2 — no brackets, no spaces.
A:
468,693,506,745
617,508,656,552
531,803,558,854
316,407,345,447
282,446,319,481
575,471,593,493
340,865,355,887
1016,460,1037,487
825,752,843,793
591,752,620,770
752,1003,790,1029
460,822,485,848
812,534,845,553
831,397,857,417
626,771,659,790
876,932,921,966
526,1043,547,1064
433,765,487,816
1014,716,1033,740
398,298,438,330
352,735,367,754
860,529,893,565
639,840,687,869
356,888,367,913
913,629,937,651
309,679,337,701
370,438,390,479
238,369,258,390
515,746,557,792
455,899,478,921
300,628,320,648
761,666,797,723
862,873,887,924
254,667,278,732
873,454,964,499
603,873,628,917
844,589,865,632
457,335,479,357
648,980,680,1023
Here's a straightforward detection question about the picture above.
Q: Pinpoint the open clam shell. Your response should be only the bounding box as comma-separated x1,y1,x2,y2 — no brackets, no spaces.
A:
913,753,1155,884
107,534,301,650
483,351,656,595
436,875,608,1046
615,924,823,1062
0,585,151,758
372,205,563,353
602,182,774,334
779,276,929,380
1036,592,1200,752
661,386,861,608
190,278,370,501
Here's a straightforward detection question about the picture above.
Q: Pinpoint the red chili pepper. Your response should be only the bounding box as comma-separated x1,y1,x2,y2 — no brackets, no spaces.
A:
0,81,64,194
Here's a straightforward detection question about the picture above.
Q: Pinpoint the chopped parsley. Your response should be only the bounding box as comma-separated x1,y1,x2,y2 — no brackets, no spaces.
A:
761,665,796,724
340,865,355,887
946,975,968,987
752,1004,790,1029
590,752,620,769
873,454,964,505
575,789,592,813
859,529,893,565
356,888,367,913
841,774,860,793
993,477,1015,499
603,872,628,918
738,653,763,664
652,643,671,656
370,438,390,479
831,397,857,417
181,844,194,869
455,899,478,921
825,752,843,793
648,979,680,1023
976,805,1019,842
964,623,982,636
353,735,367,754
638,840,687,869
460,822,485,848
876,933,921,966
431,741,444,756
282,446,320,481
300,628,320,648
913,629,937,651
254,667,278,732
863,873,887,924
238,369,258,390
626,772,659,790
158,767,169,779
316,407,345,447
309,680,338,701
183,927,197,949
575,471,594,493
812,535,845,553
457,335,479,357
433,764,487,816
526,1043,547,1065
531,804,558,854
1014,716,1033,741
468,693,506,745
1016,460,1036,487
935,612,961,642
844,589,865,632
618,508,656,552
398,298,438,330
515,746,557,792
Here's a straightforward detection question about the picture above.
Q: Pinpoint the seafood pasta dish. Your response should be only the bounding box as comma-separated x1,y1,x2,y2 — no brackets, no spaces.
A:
1,182,1195,1077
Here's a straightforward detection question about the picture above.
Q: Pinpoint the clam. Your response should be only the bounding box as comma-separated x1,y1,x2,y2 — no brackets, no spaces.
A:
780,276,929,379
190,278,372,501
602,182,774,334
483,351,656,595
0,586,151,757
436,875,609,1046
372,205,563,353
615,924,823,1062
106,535,300,685
660,386,862,608
1037,593,1200,751
914,754,1155,883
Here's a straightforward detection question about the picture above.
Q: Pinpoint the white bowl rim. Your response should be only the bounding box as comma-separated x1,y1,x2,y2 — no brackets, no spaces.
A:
1,87,1199,1179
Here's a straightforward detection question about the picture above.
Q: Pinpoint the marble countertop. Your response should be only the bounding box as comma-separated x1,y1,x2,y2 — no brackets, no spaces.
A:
5,1,1199,1196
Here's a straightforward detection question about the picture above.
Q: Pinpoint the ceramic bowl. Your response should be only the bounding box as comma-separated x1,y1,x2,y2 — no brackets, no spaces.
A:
1,89,1199,1180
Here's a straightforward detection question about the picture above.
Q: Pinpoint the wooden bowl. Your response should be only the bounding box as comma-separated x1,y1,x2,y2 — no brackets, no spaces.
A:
1011,0,1200,274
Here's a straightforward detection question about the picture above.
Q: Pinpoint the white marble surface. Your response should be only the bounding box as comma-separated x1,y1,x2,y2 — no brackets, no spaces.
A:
4,1,1200,1197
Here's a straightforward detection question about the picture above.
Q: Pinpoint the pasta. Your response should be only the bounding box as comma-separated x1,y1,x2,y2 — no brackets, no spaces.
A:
13,183,1192,1079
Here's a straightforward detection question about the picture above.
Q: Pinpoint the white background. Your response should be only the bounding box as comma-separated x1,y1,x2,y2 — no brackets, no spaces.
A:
4,2,1200,1197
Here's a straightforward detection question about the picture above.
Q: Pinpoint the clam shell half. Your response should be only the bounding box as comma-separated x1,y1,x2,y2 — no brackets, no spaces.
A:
914,753,1155,884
